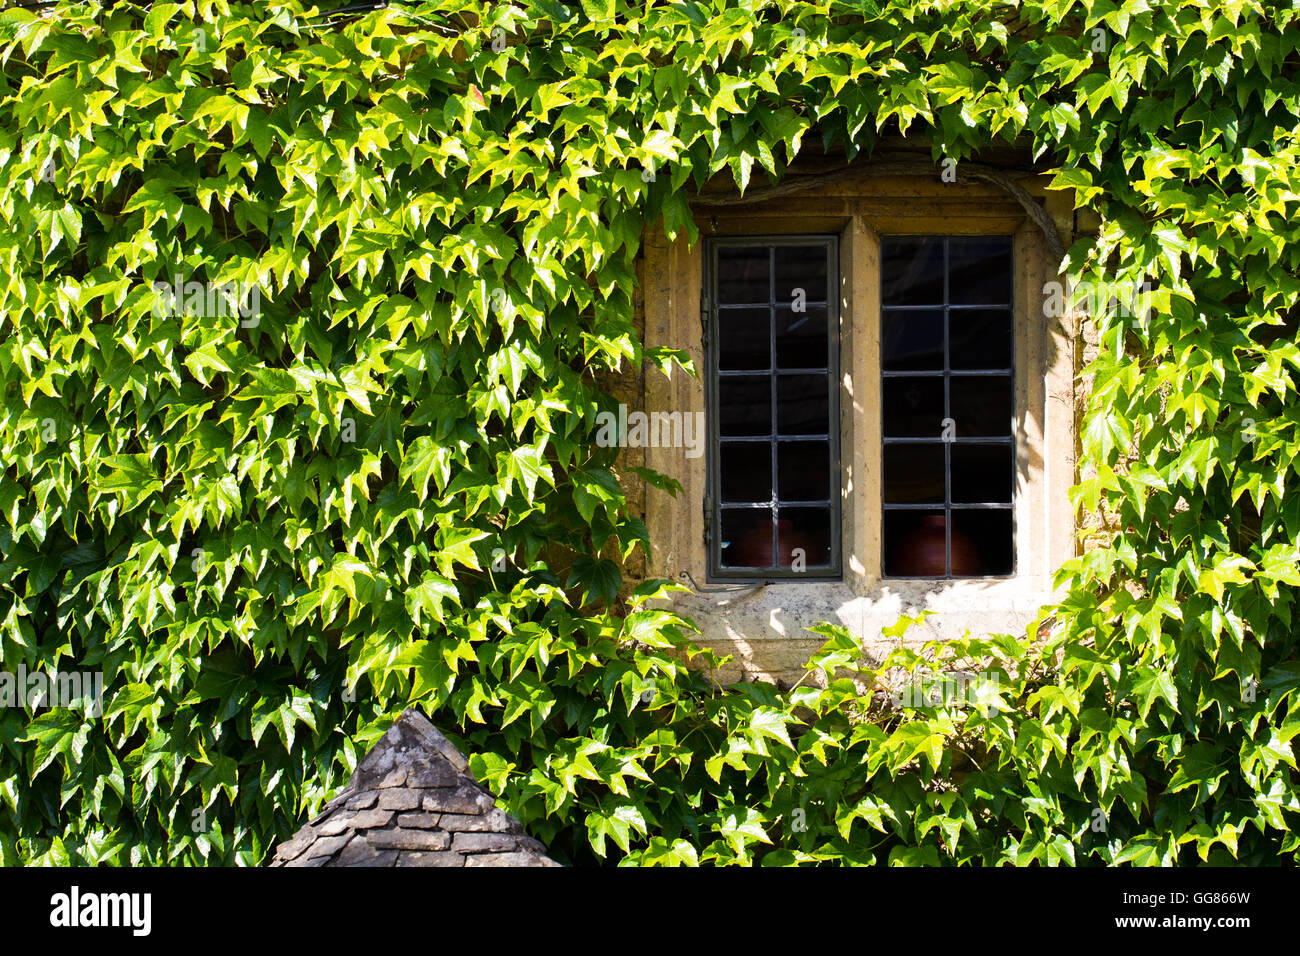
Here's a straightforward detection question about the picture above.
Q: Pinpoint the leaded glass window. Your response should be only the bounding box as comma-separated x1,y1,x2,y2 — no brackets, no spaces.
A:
705,237,841,579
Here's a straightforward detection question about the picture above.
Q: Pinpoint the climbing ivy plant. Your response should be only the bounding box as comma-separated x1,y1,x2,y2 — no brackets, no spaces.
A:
2,0,1299,865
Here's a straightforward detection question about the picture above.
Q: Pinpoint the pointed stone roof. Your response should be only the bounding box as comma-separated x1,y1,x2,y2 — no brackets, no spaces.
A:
270,708,560,867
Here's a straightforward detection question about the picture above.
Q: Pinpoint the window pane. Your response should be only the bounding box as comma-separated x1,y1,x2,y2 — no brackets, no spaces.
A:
710,237,840,578
883,377,945,438
949,375,1012,437
950,509,1013,575
951,444,1013,503
720,442,771,502
774,245,829,303
720,508,773,568
775,305,828,369
881,235,1015,580
719,308,770,371
881,237,944,305
778,439,831,501
717,246,770,304
883,443,945,504
948,237,1011,305
884,510,988,577
779,507,832,569
884,509,948,576
776,374,829,435
718,376,771,436
950,307,1011,370
883,309,944,371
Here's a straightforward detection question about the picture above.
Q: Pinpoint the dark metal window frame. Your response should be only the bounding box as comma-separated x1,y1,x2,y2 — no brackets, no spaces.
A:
704,235,843,582
880,235,1017,580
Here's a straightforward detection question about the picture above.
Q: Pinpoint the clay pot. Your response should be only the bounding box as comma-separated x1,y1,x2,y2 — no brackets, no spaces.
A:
727,522,776,567
890,514,981,576
727,518,822,569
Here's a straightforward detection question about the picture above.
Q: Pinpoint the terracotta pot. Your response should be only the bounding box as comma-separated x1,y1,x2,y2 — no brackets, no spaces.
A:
728,522,775,567
727,519,821,569
890,514,981,576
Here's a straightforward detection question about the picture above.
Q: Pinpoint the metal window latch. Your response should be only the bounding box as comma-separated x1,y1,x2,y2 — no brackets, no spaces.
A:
679,570,763,595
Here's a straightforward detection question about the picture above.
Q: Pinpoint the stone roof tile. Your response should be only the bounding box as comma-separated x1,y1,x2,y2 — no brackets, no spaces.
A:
270,709,560,867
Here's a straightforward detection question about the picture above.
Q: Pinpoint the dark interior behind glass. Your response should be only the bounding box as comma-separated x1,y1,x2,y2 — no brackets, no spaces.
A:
881,236,1014,578
708,238,840,578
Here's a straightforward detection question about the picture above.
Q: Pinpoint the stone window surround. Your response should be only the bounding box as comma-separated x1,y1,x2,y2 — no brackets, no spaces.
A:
641,182,1078,679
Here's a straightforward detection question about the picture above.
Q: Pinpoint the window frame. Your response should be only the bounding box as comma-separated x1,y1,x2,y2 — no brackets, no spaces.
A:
703,234,843,582
879,234,1018,580
641,181,1077,613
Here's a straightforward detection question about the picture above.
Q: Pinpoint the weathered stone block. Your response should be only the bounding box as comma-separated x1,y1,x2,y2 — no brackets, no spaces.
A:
348,807,395,830
465,851,560,867
304,834,353,859
377,768,408,788
396,851,464,867
516,836,548,855
335,837,399,868
406,763,457,788
377,789,422,811
423,783,494,814
316,811,358,838
273,828,316,863
402,712,472,773
344,790,378,810
351,746,398,789
437,808,521,833
368,829,451,851
452,832,519,853
306,806,334,827
396,811,441,829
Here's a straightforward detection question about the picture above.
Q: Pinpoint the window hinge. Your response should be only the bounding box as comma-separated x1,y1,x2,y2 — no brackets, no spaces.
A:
703,496,713,546
700,288,710,349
